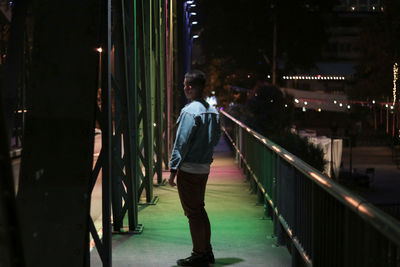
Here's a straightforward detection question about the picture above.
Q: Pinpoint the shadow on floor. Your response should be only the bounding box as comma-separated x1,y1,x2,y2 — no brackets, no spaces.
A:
171,257,244,267
214,258,244,266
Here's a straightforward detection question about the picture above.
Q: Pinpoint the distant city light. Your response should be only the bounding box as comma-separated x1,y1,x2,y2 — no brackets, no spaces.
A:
294,99,300,103
302,107,306,112
192,35,199,39
347,105,351,109
385,104,389,108
190,12,197,16
186,1,194,4
339,103,343,107
96,47,103,53
304,101,308,105
211,91,215,95
282,75,345,80
192,21,198,25
285,104,288,108
372,100,376,104
318,108,322,112
391,106,394,110
334,100,337,104
190,4,196,7
267,75,271,79
393,63,398,105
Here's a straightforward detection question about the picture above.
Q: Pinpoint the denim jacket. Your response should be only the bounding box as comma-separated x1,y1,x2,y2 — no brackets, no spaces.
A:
169,99,221,170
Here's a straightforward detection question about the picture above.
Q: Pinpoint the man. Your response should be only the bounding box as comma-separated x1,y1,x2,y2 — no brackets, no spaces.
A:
169,70,221,266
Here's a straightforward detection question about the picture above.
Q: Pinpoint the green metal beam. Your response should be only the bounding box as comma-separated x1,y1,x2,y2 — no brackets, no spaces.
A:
154,0,165,184
110,0,141,234
136,0,155,204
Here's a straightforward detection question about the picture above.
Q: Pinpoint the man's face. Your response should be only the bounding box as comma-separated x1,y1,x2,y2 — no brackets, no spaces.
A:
183,78,195,101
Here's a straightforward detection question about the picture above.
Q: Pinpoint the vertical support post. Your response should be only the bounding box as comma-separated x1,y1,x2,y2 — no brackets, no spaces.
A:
154,0,164,185
144,0,154,202
0,59,25,266
136,0,157,205
123,0,140,233
15,1,101,266
109,0,142,233
100,0,113,265
162,0,169,169
2,0,26,140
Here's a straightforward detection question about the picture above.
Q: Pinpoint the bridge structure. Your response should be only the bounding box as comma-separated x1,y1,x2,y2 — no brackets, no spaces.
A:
0,1,399,267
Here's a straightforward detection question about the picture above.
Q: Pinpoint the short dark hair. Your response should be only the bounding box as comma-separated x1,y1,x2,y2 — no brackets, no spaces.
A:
185,70,206,94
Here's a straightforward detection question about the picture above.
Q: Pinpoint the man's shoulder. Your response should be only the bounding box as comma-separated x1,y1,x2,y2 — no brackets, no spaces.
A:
182,100,219,115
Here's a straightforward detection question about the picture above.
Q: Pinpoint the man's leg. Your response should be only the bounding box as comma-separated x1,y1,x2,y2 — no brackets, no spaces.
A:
177,170,211,254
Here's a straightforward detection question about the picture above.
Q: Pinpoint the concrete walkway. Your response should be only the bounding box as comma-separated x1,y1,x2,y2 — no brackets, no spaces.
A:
91,137,291,266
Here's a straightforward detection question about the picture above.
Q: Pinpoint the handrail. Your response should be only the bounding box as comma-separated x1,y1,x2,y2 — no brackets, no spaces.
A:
220,109,400,266
221,110,400,244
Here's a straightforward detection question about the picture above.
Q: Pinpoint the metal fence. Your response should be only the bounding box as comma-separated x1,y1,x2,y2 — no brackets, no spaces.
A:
221,110,400,267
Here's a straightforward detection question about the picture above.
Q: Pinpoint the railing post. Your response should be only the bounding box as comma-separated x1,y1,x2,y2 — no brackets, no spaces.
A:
274,154,285,246
291,242,302,267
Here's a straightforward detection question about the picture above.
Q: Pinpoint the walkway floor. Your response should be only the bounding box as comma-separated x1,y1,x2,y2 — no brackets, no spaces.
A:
90,137,291,267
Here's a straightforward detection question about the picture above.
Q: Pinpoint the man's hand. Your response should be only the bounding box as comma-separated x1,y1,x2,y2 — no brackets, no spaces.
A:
169,170,177,186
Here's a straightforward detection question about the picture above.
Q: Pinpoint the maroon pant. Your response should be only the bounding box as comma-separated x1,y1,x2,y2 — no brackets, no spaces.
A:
177,170,212,254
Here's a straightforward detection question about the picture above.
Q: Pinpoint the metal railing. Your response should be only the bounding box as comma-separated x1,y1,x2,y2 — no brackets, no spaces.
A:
221,110,400,267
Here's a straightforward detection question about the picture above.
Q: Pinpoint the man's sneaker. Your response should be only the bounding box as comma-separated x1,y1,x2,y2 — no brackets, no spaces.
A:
206,251,215,264
177,252,209,266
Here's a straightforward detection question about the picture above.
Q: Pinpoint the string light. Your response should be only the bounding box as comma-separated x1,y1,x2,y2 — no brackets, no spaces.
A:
393,63,398,106
282,75,345,81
